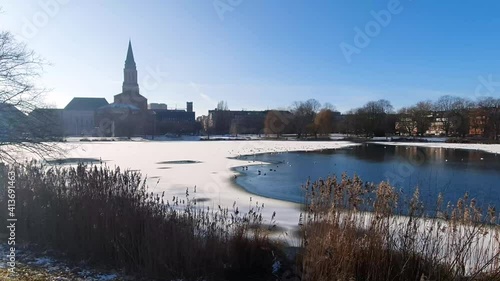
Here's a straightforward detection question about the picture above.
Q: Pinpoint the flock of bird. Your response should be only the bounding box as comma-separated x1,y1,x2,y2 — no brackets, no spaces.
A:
229,143,497,181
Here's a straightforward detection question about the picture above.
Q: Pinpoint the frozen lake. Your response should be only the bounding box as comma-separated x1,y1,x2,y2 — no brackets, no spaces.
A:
34,140,500,228
235,143,500,210
40,140,358,230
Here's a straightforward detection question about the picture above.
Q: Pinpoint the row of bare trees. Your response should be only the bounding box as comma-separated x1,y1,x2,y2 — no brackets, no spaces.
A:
203,99,338,138
341,99,396,137
474,97,500,139
396,96,500,138
340,96,500,139
265,95,500,140
261,99,338,139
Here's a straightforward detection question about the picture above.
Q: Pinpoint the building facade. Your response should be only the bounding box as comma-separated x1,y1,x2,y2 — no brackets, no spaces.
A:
63,97,109,136
25,40,196,138
94,40,195,137
207,109,293,135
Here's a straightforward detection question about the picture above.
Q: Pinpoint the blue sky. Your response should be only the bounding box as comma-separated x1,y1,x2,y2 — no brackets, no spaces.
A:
1,0,500,116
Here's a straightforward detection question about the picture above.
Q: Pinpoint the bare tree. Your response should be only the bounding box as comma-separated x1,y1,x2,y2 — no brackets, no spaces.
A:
0,32,45,110
434,95,472,136
264,110,292,138
290,99,321,138
229,120,239,136
450,97,473,137
314,109,334,136
348,99,394,137
397,107,415,136
434,95,455,136
477,97,500,140
323,102,336,111
197,115,212,139
410,101,433,136
216,100,228,111
0,31,62,162
341,109,362,136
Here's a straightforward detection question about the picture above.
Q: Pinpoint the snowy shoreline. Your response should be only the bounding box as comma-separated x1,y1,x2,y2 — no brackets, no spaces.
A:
39,140,358,231
370,141,500,155
14,140,500,230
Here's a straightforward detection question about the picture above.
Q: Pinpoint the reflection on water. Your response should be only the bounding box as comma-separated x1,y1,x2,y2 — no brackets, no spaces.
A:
235,144,500,209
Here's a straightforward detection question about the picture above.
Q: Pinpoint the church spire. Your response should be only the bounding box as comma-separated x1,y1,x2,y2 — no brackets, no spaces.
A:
122,39,139,94
125,39,136,69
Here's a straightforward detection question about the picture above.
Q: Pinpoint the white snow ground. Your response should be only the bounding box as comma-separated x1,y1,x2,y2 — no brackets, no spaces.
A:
41,140,359,231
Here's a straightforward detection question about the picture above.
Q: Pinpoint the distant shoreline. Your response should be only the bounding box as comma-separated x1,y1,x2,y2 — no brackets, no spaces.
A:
370,141,500,155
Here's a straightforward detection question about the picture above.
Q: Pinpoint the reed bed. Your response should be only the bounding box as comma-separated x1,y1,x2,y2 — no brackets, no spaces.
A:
2,161,499,280
0,161,280,281
299,173,500,281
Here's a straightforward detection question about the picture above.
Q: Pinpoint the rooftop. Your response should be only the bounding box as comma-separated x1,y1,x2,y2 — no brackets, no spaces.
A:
64,98,109,111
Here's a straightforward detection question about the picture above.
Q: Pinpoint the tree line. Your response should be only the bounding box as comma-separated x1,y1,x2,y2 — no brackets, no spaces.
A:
260,96,500,140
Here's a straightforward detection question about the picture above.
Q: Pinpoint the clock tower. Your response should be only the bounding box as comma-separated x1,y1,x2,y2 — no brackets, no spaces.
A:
114,40,147,111
122,40,139,94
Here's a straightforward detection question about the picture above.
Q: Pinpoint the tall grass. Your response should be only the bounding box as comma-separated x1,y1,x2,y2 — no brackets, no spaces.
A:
0,161,280,281
299,173,500,281
2,161,499,280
